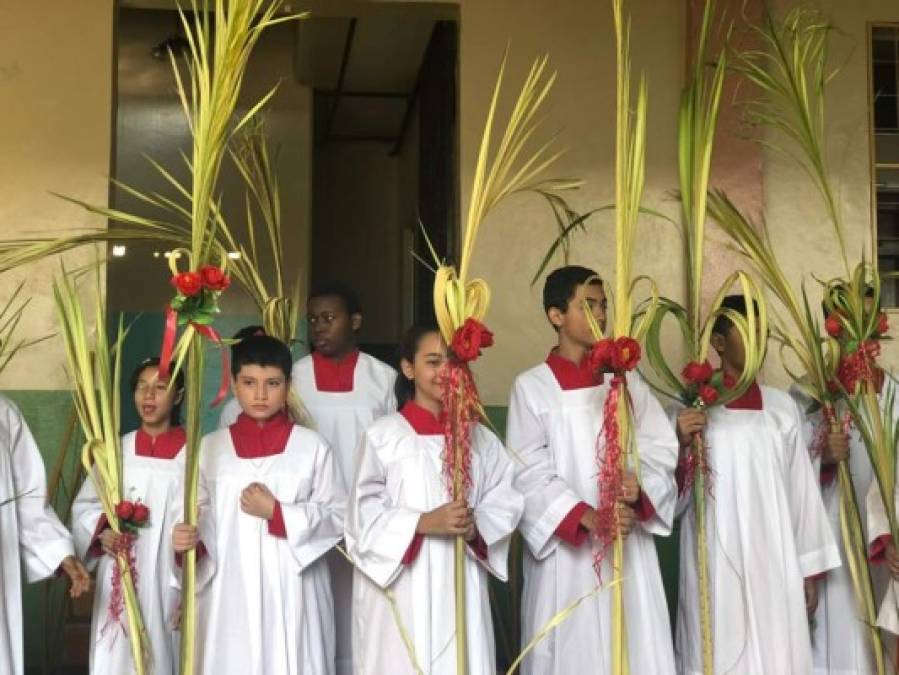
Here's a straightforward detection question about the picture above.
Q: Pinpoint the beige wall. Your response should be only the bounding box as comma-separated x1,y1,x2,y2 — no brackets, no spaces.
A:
460,0,685,405
0,1,113,390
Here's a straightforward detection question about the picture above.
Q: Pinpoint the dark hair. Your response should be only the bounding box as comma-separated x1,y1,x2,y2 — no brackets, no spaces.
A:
231,334,293,380
543,265,603,319
308,280,362,316
130,357,185,425
230,325,265,359
712,294,760,336
394,324,441,408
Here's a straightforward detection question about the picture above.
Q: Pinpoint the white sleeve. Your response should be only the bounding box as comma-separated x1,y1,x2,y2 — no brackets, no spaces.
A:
278,437,346,569
628,373,678,537
507,377,583,560
784,400,840,578
385,369,398,414
170,454,215,592
468,429,524,580
345,429,422,589
70,469,105,572
4,402,75,582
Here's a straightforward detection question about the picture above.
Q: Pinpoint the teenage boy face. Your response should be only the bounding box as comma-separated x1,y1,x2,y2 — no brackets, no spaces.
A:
712,320,766,374
550,282,608,347
233,364,289,423
307,295,361,358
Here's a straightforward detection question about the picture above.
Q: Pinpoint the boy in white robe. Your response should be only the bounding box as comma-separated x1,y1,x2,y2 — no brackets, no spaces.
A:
72,357,186,675
346,325,523,675
675,295,841,674
507,265,679,675
0,393,91,675
219,283,395,675
173,335,346,675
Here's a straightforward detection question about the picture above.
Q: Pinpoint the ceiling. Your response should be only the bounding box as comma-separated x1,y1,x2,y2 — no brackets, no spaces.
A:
117,1,459,146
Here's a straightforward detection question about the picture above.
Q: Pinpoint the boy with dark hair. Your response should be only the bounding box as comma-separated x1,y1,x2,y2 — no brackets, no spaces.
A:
675,294,839,673
174,334,346,674
507,265,679,675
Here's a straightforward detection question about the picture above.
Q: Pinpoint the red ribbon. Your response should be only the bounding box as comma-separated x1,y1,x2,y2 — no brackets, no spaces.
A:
593,375,627,580
158,305,230,407
101,533,137,639
440,360,479,500
680,431,713,498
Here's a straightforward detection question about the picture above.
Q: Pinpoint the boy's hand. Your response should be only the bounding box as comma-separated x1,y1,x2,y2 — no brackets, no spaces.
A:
886,542,899,581
173,523,199,553
60,555,91,598
616,503,636,539
240,482,276,520
676,409,707,447
99,529,127,557
620,471,640,504
822,431,849,465
417,499,473,537
804,577,819,616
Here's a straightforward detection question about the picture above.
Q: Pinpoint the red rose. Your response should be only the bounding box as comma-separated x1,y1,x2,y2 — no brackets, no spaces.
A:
587,338,615,375
862,339,882,359
170,271,203,297
131,502,149,526
609,336,641,372
878,312,889,336
450,318,494,362
698,384,719,405
115,500,135,521
824,314,842,338
199,265,230,292
682,360,714,385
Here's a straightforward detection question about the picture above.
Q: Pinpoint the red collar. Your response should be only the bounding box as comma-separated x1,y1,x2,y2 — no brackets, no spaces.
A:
725,377,763,411
400,401,446,435
229,411,293,458
311,349,359,392
545,349,600,390
135,426,185,459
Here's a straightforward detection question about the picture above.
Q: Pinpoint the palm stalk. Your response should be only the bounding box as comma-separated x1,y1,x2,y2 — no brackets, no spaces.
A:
52,267,149,674
430,49,579,675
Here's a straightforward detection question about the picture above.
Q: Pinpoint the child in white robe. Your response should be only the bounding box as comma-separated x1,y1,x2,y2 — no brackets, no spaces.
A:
346,325,523,675
0,393,91,675
218,282,396,675
173,334,346,675
675,295,841,674
72,357,186,675
507,266,679,675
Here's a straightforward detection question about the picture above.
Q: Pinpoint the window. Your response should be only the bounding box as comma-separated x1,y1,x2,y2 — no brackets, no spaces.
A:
871,25,899,306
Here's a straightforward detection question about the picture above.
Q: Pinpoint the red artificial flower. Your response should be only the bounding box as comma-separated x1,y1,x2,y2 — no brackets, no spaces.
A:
199,265,230,292
682,360,714,385
587,338,615,374
610,336,641,372
131,502,149,526
862,339,882,359
698,384,719,406
824,314,842,338
170,271,203,297
115,500,135,521
723,371,737,390
450,318,494,362
878,312,889,336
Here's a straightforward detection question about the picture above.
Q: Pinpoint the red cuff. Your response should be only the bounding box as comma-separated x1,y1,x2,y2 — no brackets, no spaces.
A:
267,501,287,539
554,502,591,547
88,513,110,558
632,489,656,522
870,534,893,563
401,533,424,565
820,463,837,487
175,542,208,568
467,528,488,560
807,572,827,582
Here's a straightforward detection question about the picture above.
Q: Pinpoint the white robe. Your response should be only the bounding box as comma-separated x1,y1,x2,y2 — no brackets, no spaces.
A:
791,385,888,674
181,424,346,675
219,351,395,675
506,368,678,675
71,430,184,675
346,413,523,675
0,394,77,675
675,386,840,675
